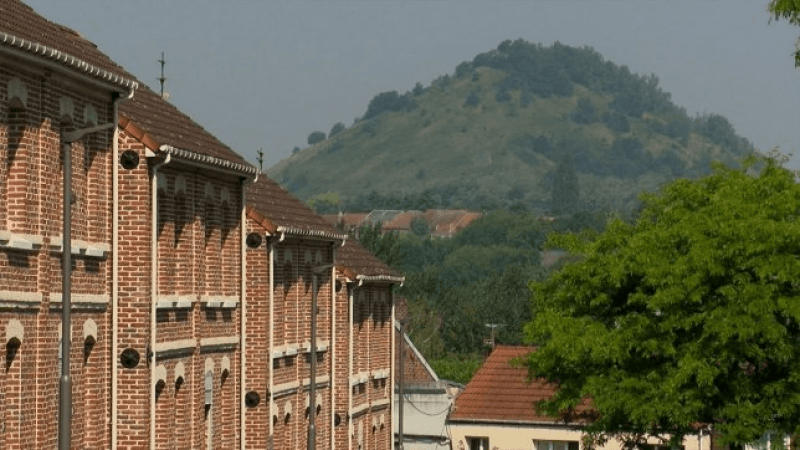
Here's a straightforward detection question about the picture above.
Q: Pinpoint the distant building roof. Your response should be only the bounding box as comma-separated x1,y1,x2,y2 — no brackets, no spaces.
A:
449,345,591,424
323,209,483,238
247,176,346,241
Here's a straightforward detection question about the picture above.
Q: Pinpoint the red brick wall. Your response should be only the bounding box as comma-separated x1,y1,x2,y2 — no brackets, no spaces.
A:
0,64,115,449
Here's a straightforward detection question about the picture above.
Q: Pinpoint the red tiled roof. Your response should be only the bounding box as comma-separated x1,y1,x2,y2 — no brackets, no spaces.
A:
450,345,590,423
1,0,252,169
247,176,344,239
383,210,422,231
335,239,403,280
0,0,126,78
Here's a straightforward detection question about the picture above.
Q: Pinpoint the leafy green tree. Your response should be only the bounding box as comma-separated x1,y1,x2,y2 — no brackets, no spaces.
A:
356,221,403,269
429,354,484,384
307,130,326,145
525,155,800,446
552,155,579,214
572,98,596,124
363,90,415,120
464,91,480,107
769,0,800,65
329,122,346,137
410,217,430,237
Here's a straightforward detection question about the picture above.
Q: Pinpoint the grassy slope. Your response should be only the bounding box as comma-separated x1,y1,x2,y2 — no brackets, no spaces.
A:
268,66,744,212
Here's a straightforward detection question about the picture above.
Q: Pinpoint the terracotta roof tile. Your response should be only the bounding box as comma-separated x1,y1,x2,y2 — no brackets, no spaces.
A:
0,0,252,169
450,345,592,423
246,176,343,238
335,239,403,279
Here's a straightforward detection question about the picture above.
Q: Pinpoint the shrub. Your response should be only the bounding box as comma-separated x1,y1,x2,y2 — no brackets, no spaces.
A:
329,122,346,137
464,92,480,107
307,131,326,145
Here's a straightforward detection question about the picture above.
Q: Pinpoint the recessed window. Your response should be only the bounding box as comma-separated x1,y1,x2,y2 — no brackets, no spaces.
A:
534,440,580,450
467,437,490,450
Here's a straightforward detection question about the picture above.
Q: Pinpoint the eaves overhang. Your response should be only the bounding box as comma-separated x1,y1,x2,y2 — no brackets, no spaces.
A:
159,144,258,177
275,225,348,242
356,274,405,285
0,31,138,91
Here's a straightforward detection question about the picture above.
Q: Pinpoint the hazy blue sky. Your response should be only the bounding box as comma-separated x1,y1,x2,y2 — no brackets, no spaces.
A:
25,1,800,170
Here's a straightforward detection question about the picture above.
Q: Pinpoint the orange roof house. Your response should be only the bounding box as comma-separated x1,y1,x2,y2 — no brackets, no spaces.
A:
447,346,710,450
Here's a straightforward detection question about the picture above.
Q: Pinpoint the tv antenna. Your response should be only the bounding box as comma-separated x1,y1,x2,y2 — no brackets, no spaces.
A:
158,52,169,100
257,148,264,172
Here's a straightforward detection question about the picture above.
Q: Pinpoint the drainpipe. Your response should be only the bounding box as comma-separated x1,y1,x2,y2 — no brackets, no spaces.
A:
329,250,336,450
240,173,257,450
150,153,172,450
348,284,354,450
112,88,135,450
60,121,116,450
390,295,396,450
268,239,275,448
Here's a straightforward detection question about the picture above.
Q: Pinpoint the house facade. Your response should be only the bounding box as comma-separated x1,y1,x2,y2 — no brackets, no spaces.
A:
448,346,711,450
0,1,401,449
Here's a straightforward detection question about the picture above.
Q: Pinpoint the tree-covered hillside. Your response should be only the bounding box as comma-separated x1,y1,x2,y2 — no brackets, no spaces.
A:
269,39,753,215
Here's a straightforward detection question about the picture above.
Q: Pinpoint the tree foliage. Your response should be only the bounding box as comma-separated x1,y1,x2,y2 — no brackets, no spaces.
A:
307,130,326,145
329,122,346,137
363,90,416,120
769,0,800,66
552,155,580,214
525,155,800,446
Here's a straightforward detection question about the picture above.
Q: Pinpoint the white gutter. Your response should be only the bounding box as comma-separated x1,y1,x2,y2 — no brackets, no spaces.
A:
356,274,405,287
112,87,135,450
275,226,347,242
150,154,171,450
158,144,257,177
240,173,257,450
269,239,275,445
0,32,138,92
348,284,354,450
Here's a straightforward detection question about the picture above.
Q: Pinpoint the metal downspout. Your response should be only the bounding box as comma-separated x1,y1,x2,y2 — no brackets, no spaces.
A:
268,239,275,448
150,154,171,450
348,285,354,450
112,88,135,450
240,173,257,450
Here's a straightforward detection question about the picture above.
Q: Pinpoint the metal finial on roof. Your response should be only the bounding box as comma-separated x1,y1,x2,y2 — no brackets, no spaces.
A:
257,148,264,172
158,52,169,99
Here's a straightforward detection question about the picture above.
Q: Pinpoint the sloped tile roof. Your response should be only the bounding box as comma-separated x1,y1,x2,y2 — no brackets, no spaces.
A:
1,0,253,169
246,176,345,239
383,210,422,231
335,239,403,280
0,0,127,77
449,345,591,423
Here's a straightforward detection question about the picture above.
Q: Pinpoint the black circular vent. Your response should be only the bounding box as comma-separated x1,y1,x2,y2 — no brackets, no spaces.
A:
245,391,261,408
245,233,262,249
120,150,139,170
120,348,140,369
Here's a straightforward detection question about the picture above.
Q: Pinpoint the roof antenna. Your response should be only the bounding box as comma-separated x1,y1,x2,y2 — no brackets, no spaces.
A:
257,148,264,172
158,52,169,100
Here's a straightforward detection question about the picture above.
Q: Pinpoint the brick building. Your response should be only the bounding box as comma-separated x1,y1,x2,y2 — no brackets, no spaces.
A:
0,1,401,449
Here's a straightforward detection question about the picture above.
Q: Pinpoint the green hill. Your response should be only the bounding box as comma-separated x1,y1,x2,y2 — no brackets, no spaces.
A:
268,39,753,214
